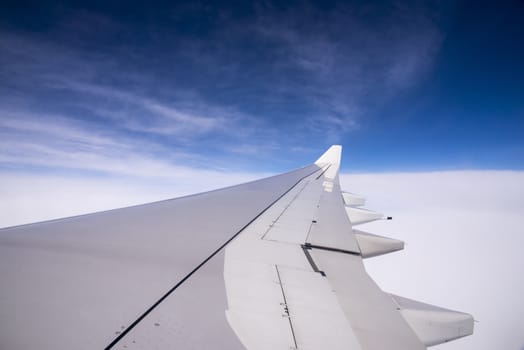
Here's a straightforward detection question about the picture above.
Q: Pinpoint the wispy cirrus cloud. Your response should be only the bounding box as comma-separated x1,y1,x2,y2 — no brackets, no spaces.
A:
0,0,447,175
250,1,443,133
0,108,263,178
48,80,249,138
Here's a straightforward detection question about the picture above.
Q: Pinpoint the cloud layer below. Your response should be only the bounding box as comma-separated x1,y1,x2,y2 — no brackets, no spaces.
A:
340,171,524,350
1,169,522,349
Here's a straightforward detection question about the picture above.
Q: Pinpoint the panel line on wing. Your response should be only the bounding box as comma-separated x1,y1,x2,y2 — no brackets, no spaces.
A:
275,265,298,350
260,180,311,240
304,243,360,256
301,245,326,276
261,177,326,245
315,164,331,180
104,166,324,349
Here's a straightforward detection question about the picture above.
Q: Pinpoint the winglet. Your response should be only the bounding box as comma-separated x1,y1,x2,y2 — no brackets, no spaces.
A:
315,145,342,166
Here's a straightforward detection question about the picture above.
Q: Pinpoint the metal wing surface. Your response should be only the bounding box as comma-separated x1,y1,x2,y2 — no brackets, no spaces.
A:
0,146,473,349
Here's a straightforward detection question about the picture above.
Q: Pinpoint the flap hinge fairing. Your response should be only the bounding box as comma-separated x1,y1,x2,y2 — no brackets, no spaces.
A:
353,230,404,258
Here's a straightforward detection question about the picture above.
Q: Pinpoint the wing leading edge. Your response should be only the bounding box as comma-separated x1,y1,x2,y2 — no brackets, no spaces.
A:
0,146,473,349
0,164,321,349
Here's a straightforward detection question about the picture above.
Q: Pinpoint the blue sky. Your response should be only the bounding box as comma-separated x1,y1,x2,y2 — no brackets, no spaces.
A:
1,0,523,176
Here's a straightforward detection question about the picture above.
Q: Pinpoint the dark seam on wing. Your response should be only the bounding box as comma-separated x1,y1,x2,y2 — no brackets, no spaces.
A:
303,242,361,256
301,244,326,276
315,164,331,180
275,265,298,349
105,165,323,349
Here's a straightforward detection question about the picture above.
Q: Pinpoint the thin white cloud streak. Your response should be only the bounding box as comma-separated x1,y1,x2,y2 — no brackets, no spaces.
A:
0,101,285,181
0,110,241,177
47,80,253,139
0,113,121,148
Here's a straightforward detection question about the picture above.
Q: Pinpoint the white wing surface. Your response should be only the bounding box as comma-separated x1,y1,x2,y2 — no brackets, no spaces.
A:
0,146,473,349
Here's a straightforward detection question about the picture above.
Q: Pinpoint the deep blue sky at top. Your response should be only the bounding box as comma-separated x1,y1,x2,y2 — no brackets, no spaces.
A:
0,0,523,174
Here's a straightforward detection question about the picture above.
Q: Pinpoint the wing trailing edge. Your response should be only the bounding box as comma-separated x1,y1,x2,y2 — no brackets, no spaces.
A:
224,145,474,350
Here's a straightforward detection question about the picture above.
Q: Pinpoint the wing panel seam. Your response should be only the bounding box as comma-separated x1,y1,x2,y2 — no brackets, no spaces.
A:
304,243,361,256
275,265,298,349
104,165,323,349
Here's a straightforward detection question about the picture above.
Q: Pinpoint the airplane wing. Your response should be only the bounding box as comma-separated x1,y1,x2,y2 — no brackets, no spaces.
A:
0,145,473,349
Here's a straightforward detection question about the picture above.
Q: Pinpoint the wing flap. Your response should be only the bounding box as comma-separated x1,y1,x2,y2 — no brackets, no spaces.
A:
223,165,363,350
278,266,362,350
309,249,426,350
224,146,426,350
391,294,474,347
